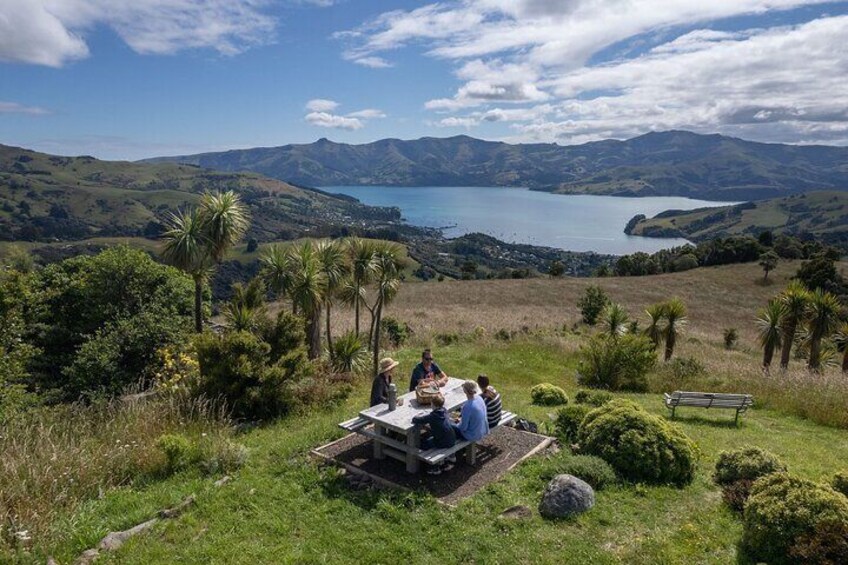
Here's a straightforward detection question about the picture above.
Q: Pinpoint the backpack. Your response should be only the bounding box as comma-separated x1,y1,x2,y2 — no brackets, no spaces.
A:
513,418,538,434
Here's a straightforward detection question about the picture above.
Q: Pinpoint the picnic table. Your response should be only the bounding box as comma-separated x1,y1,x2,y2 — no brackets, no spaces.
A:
341,377,469,474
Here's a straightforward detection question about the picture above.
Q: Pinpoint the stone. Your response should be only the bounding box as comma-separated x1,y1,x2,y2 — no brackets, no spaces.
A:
499,505,533,520
538,474,595,519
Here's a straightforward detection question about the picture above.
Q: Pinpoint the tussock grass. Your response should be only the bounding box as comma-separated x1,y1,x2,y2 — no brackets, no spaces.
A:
0,394,232,556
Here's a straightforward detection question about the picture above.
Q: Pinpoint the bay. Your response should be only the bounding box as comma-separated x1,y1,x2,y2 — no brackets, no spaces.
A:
322,185,736,255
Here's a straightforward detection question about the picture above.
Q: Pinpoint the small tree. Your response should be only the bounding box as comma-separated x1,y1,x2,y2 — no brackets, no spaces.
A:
756,299,785,371
779,282,811,369
548,260,565,277
662,298,687,361
723,328,739,350
805,289,841,372
578,285,610,325
599,303,629,339
644,303,666,351
759,251,779,282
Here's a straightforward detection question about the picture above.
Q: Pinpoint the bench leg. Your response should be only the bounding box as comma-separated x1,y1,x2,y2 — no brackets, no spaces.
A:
671,407,676,419
406,428,420,474
373,425,385,460
735,409,740,426
465,443,477,466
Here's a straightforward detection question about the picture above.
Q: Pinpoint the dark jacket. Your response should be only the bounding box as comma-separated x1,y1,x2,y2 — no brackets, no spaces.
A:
409,361,442,391
370,373,393,407
412,407,456,449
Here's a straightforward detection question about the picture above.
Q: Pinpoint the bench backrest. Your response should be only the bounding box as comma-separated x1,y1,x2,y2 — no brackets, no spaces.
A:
668,391,753,406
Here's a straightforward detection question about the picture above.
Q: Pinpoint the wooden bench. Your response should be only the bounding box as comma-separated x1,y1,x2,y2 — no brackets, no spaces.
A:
418,411,516,466
339,416,370,433
664,391,753,423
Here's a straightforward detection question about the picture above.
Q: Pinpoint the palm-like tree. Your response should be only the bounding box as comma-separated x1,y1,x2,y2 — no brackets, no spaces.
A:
600,303,629,339
288,242,327,359
199,191,250,263
804,289,841,372
316,240,348,351
347,238,377,336
662,298,687,361
778,281,811,369
368,242,406,374
756,299,785,371
223,278,267,333
261,244,295,312
644,303,666,351
161,208,213,333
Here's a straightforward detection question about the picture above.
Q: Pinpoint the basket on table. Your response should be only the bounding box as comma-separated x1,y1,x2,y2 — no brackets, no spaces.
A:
415,382,442,405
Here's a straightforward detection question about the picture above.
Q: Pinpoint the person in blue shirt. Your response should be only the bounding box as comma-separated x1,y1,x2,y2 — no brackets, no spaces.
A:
409,349,449,392
451,380,490,442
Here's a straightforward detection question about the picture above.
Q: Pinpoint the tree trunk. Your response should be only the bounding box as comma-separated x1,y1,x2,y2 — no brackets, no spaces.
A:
194,276,203,333
306,308,322,359
372,298,383,377
354,286,360,336
368,305,377,351
842,345,848,374
664,332,675,361
808,337,821,372
779,319,797,369
763,342,774,372
325,303,333,352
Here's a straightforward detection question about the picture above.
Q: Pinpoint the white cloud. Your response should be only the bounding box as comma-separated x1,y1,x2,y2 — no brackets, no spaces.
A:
306,98,340,112
347,108,387,119
0,0,275,67
343,0,848,144
305,111,364,130
304,102,386,130
352,56,393,68
0,101,50,115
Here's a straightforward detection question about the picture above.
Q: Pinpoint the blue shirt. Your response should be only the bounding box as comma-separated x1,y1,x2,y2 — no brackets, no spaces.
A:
453,396,490,442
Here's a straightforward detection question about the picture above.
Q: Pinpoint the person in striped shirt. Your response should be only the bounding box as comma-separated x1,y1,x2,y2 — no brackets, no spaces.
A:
476,374,502,429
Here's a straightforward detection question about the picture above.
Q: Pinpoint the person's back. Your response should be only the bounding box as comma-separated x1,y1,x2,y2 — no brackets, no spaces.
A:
413,406,456,449
457,394,489,442
483,387,502,428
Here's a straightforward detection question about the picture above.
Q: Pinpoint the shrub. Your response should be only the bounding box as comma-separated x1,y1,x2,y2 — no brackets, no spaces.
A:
531,383,568,406
789,521,848,564
194,330,312,420
833,472,848,498
157,433,197,473
494,328,512,341
574,389,613,407
743,473,848,564
557,455,618,490
380,317,411,348
328,331,369,374
723,328,739,349
723,479,755,513
435,332,460,346
198,437,248,475
714,446,787,486
578,285,610,325
576,334,656,392
554,404,591,444
578,399,699,485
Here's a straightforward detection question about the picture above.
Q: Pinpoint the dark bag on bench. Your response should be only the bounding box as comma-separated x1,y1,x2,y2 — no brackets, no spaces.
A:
513,418,538,433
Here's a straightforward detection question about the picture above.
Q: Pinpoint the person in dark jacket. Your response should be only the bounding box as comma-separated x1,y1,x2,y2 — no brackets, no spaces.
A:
370,357,402,407
409,349,449,391
412,393,456,475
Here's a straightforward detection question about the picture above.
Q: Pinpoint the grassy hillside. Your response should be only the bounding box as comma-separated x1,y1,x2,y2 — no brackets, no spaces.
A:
630,191,848,246
145,131,848,201
0,144,397,244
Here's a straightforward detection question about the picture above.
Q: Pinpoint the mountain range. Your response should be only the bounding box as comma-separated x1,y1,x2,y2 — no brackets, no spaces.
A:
144,131,848,201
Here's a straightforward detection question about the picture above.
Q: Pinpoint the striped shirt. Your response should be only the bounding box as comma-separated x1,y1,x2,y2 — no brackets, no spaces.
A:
483,387,502,428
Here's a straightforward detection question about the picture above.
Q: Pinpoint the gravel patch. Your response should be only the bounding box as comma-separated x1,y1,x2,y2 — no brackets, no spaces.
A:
314,425,551,505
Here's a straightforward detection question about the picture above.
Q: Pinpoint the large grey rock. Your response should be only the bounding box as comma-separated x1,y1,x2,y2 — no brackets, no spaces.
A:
539,474,595,518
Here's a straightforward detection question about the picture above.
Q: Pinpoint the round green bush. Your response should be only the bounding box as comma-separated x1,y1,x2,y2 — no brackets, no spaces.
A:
577,399,699,486
547,454,618,490
554,404,591,444
531,384,568,406
714,446,787,486
833,471,848,499
156,433,197,472
574,389,613,407
743,473,848,565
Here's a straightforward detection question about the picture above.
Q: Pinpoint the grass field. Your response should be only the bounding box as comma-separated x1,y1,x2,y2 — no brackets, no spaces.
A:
12,337,847,565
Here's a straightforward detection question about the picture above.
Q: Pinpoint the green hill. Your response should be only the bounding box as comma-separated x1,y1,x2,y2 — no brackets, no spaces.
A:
144,131,848,201
628,191,848,246
0,143,398,244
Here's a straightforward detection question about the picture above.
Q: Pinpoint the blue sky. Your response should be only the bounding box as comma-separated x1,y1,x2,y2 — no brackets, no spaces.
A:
1,1,847,160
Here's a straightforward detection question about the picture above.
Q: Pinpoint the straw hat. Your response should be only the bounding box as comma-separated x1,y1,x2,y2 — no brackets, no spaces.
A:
379,357,400,373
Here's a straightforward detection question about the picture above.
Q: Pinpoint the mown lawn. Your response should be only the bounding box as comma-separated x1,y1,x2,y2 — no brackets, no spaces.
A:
30,339,848,564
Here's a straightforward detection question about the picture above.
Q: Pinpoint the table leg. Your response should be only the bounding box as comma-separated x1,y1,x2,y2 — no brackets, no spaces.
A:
373,424,385,460
406,427,420,474
465,443,477,465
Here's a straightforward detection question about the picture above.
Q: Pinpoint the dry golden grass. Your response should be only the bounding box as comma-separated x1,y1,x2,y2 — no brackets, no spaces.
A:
0,394,232,554
312,261,805,349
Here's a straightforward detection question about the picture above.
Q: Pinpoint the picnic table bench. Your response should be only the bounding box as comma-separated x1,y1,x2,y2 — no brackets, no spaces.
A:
339,377,515,473
664,391,753,423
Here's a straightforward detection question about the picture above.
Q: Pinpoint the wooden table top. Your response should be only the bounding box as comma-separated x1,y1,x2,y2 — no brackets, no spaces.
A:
358,377,469,433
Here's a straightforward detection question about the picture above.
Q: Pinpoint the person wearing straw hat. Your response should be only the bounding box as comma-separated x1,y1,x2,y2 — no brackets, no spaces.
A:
370,357,404,407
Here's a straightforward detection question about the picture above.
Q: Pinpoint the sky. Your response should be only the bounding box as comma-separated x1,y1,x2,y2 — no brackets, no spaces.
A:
1,0,847,160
